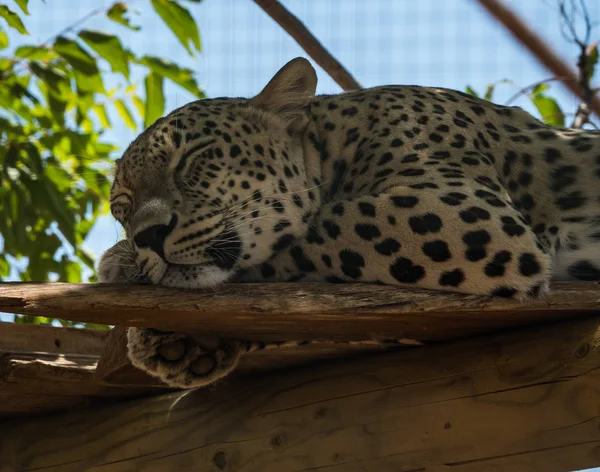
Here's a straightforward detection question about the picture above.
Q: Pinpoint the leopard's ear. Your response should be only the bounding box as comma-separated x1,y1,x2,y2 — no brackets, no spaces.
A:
249,57,317,131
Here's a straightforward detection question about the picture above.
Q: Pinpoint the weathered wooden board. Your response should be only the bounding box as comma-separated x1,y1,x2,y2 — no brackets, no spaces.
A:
2,316,599,472
1,282,599,342
0,322,108,355
95,325,411,387
0,323,174,418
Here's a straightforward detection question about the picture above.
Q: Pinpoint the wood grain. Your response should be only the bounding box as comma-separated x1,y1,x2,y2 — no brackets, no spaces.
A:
2,316,599,472
96,325,412,388
0,323,173,418
0,322,108,355
1,282,599,342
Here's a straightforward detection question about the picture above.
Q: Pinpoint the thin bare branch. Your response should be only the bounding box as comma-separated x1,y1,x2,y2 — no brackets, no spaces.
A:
504,75,563,105
476,0,600,122
559,0,597,127
252,0,361,91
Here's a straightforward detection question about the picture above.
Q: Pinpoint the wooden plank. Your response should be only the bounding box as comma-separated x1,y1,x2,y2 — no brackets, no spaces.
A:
0,282,599,342
0,322,108,355
2,316,599,472
96,325,412,387
0,323,175,419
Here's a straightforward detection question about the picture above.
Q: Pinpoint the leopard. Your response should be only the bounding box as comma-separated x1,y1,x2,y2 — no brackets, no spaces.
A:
98,57,600,389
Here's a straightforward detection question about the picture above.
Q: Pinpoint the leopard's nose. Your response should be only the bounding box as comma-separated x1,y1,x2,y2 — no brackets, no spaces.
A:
133,215,177,258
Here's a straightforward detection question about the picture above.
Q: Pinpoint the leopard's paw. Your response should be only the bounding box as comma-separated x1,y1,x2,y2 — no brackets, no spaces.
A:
127,328,245,388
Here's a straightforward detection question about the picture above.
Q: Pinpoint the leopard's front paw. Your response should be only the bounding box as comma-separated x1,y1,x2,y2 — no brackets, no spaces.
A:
127,328,245,388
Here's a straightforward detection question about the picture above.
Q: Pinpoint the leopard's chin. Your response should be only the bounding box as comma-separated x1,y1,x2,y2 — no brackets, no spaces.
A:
157,263,234,289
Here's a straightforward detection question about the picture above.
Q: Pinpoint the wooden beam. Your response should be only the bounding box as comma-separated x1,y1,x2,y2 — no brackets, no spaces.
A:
95,325,411,388
0,322,108,355
2,316,599,472
0,323,173,418
252,0,361,91
0,282,599,342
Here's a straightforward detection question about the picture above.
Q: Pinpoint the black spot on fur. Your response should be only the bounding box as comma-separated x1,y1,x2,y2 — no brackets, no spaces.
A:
374,238,401,255
260,263,275,278
440,192,467,206
484,251,511,277
463,229,490,262
422,240,451,262
409,213,442,234
438,269,464,287
459,206,490,223
391,196,419,208
555,191,587,211
491,286,518,298
290,246,317,272
358,202,376,217
230,145,241,158
355,223,381,241
519,253,541,276
272,234,294,251
323,220,341,239
339,250,365,279
390,257,425,283
501,216,526,237
568,260,600,281
544,147,561,163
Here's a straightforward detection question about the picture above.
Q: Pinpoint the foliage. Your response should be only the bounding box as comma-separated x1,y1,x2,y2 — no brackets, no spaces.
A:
465,28,598,128
0,0,204,326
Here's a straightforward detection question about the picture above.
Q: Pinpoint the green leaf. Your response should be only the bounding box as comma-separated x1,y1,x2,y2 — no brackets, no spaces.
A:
0,255,9,278
14,44,55,60
114,98,136,130
93,103,111,128
0,30,8,50
484,84,495,101
63,260,82,283
79,29,130,79
586,42,599,82
106,2,140,31
14,0,29,15
531,83,550,96
30,62,71,100
53,36,105,94
144,72,164,128
531,95,565,127
15,315,55,325
465,86,479,98
150,0,201,56
0,5,28,34
137,55,203,97
132,94,144,117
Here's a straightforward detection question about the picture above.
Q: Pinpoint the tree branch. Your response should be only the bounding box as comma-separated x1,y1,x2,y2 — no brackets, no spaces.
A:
0,282,598,342
557,0,596,128
476,0,600,122
252,0,361,91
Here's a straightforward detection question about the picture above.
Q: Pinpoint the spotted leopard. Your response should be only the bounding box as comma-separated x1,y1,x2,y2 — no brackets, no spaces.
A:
99,57,600,388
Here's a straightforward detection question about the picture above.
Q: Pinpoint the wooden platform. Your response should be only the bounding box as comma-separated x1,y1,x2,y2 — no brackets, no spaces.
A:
0,281,599,471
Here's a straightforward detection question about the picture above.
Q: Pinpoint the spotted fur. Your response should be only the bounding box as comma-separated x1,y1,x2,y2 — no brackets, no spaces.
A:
99,57,600,388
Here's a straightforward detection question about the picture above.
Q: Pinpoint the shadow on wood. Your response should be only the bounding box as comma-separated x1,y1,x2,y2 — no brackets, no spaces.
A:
2,315,599,472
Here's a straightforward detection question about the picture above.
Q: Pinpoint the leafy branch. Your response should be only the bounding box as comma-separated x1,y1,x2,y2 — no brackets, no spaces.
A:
0,0,205,326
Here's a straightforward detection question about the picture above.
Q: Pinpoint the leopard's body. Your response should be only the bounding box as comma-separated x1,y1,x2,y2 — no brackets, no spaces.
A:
99,58,600,388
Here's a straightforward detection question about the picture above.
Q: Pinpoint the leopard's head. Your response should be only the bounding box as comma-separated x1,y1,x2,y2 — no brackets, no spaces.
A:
98,57,319,288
